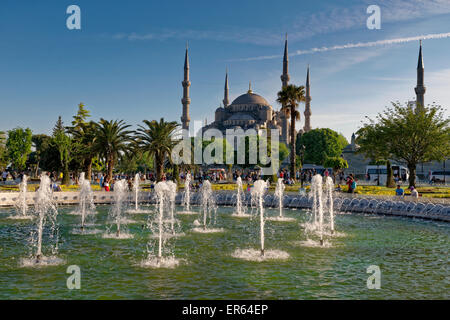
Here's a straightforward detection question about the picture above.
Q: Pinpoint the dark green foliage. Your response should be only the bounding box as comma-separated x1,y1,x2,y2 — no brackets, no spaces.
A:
357,102,450,187
297,128,348,165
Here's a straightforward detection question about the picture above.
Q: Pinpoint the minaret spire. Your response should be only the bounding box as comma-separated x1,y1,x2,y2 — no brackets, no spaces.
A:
223,69,230,107
279,33,290,145
414,40,426,109
181,44,191,130
280,33,290,88
303,65,312,133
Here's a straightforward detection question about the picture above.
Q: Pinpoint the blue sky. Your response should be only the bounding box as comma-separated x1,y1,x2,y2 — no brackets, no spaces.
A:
1,0,449,142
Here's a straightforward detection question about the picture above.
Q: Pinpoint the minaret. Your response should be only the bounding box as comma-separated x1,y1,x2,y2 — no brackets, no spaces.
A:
223,69,230,107
280,33,290,87
181,44,191,130
279,34,290,144
414,40,426,109
303,65,312,133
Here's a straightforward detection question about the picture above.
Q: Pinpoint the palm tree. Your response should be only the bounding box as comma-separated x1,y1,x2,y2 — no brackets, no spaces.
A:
94,119,133,182
277,84,305,180
136,118,178,182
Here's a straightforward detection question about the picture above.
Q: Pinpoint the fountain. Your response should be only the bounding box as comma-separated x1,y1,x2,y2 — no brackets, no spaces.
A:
275,178,285,218
70,172,100,235
11,175,33,219
22,174,62,266
193,180,222,233
140,181,181,268
312,174,324,245
299,174,334,247
103,179,133,239
231,177,250,217
325,176,335,234
78,172,95,229
178,173,196,215
166,180,177,234
267,178,296,222
133,173,140,211
232,179,289,261
127,173,151,214
254,180,267,256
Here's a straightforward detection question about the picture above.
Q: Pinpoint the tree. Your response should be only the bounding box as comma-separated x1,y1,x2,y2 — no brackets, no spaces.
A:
357,102,450,187
136,118,178,182
52,116,72,185
277,84,305,180
297,128,348,165
323,156,348,183
67,104,97,179
0,131,7,171
6,128,32,171
94,119,133,182
28,134,58,177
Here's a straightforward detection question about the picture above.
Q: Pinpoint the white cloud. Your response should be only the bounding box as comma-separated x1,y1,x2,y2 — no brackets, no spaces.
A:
237,32,450,61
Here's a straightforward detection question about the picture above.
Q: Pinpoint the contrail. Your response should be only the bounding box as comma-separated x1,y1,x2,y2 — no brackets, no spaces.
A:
237,32,450,61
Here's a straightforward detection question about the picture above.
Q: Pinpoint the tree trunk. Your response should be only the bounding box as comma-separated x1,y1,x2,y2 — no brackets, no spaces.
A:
84,158,93,182
173,164,180,185
107,158,114,182
290,106,296,180
408,163,417,188
62,163,70,185
386,160,395,188
156,159,164,182
34,161,40,178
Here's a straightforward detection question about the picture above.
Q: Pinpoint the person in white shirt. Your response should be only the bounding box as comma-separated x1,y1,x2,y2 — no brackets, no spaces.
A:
410,186,419,199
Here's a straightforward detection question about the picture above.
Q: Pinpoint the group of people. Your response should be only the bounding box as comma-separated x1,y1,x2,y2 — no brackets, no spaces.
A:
1,170,28,183
395,185,419,198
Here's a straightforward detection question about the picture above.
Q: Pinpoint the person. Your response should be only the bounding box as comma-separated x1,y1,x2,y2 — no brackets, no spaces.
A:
350,178,357,193
346,175,354,193
104,180,110,192
410,186,419,198
395,185,404,196
2,170,8,182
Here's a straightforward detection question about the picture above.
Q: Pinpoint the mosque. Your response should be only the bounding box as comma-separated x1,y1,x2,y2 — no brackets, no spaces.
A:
180,36,312,145
180,38,445,177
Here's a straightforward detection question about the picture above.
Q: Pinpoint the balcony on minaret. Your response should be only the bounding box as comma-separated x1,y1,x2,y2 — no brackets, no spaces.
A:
181,97,191,104
280,74,290,84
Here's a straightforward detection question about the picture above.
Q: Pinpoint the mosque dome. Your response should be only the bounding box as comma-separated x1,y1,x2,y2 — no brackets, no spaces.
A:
231,92,270,106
